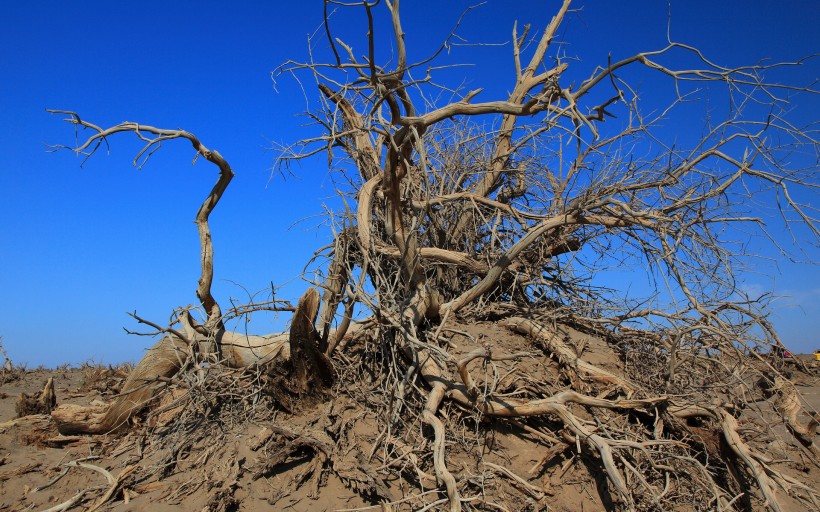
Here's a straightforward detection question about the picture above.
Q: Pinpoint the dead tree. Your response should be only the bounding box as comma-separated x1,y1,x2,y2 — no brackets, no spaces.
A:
48,1,819,510
46,114,333,432
274,1,818,509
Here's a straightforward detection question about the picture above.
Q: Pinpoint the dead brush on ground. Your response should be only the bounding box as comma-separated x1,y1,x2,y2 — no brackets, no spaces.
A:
27,309,820,511
78,362,132,396
71,338,407,509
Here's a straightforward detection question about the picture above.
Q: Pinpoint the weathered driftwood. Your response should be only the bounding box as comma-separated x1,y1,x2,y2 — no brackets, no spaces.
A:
50,288,352,434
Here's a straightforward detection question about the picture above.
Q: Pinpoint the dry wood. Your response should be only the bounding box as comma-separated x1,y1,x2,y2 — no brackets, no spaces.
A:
719,409,783,512
46,0,820,510
45,112,233,332
317,232,351,351
289,287,334,395
15,377,56,417
52,334,187,434
501,317,636,395
768,376,818,446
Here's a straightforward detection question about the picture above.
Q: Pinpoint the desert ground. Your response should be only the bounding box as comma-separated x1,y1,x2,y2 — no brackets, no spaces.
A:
1,322,818,512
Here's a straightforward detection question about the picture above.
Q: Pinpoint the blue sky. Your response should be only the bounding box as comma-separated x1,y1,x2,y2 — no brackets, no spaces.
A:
1,1,817,366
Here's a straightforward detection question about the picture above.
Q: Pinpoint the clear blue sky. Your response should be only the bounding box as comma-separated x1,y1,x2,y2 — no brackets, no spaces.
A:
1,1,817,366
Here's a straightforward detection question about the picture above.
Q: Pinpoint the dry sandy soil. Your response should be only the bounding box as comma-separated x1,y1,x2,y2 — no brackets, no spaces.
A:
1,325,818,512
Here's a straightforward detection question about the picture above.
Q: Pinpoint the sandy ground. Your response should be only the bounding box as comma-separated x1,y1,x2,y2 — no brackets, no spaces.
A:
1,345,818,511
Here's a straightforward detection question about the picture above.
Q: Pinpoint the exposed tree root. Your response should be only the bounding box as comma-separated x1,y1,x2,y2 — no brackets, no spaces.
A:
766,376,818,448
422,381,461,512
411,339,659,505
718,408,784,512
501,317,637,395
26,315,820,511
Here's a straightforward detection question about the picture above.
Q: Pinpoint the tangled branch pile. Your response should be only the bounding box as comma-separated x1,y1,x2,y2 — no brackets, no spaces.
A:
45,1,818,510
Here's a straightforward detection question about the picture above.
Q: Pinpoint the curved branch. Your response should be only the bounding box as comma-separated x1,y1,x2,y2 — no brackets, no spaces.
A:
376,245,489,274
443,213,580,313
48,111,234,331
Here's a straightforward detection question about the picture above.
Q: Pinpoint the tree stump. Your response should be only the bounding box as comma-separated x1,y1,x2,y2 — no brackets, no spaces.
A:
16,377,56,417
289,288,335,397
